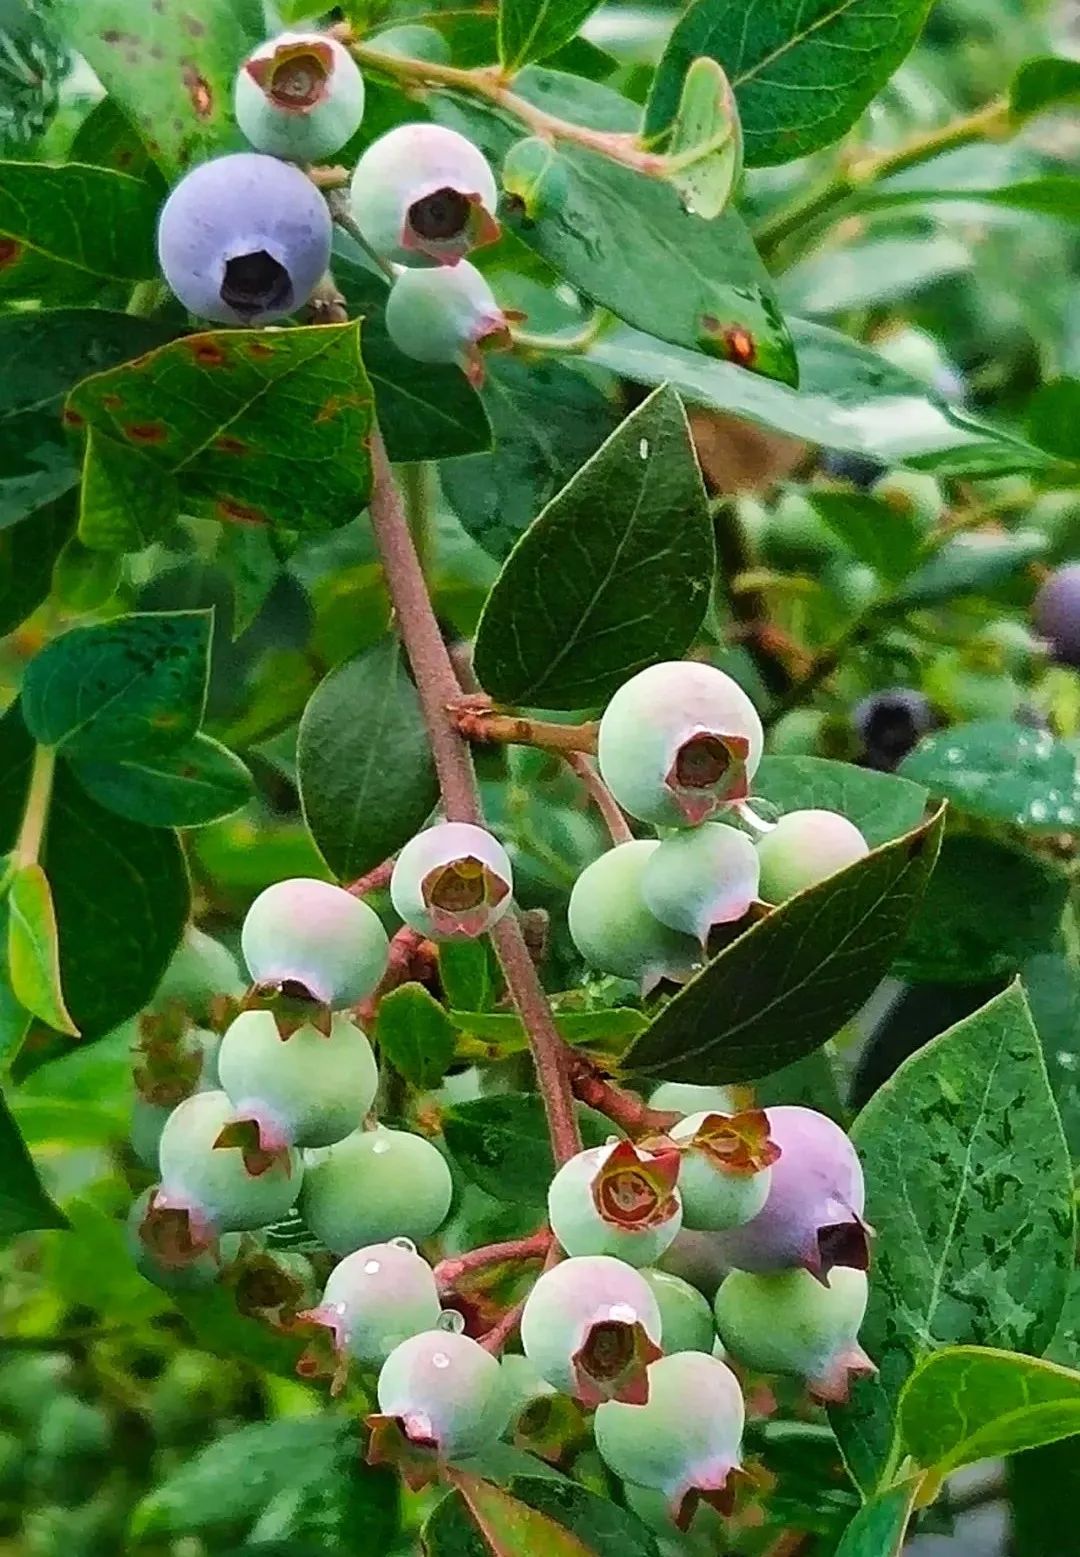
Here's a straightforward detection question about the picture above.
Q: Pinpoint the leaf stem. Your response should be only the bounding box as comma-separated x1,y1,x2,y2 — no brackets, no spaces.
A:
564,752,633,846
327,193,399,283
13,747,56,870
367,433,583,1166
434,1228,553,1294
511,311,610,357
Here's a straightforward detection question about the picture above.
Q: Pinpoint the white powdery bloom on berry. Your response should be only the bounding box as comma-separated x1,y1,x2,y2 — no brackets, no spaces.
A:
371,1329,506,1460
241,877,389,1008
755,809,869,904
296,1241,442,1391
520,1254,663,1408
642,821,760,943
300,1125,453,1254
385,262,514,387
390,821,513,940
668,1109,778,1233
235,31,365,161
350,123,500,267
547,1139,683,1266
568,840,701,993
714,1266,875,1404
156,1090,302,1232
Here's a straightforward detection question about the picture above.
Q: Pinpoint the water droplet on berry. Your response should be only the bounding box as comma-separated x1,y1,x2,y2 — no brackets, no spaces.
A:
372,1136,392,1155
363,1259,381,1275
607,1302,637,1323
392,1236,417,1253
437,1308,466,1334
432,1350,451,1369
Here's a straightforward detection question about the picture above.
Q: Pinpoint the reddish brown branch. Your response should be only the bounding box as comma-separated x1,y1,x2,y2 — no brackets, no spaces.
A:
345,856,396,897
567,1054,678,1138
564,751,633,845
434,1228,553,1294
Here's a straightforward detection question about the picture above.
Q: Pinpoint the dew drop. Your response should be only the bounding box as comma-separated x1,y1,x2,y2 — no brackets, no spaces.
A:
432,1350,451,1369
372,1136,392,1155
1030,799,1049,823
391,1236,417,1253
607,1302,637,1323
437,1308,466,1334
1060,806,1076,825
639,438,649,460
944,747,962,765
363,1259,381,1275
605,1133,621,1147
334,1301,347,1316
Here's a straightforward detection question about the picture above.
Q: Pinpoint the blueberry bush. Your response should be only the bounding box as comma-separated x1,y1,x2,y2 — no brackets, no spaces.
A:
1,1,1080,1554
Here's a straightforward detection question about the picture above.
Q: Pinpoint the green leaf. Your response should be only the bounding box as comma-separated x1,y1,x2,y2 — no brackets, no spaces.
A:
892,530,1048,608
424,1473,594,1557
432,77,796,381
855,177,1080,226
832,984,1076,1494
440,356,622,560
586,319,1057,478
334,249,491,464
832,1477,920,1557
664,56,742,220
7,863,77,1036
0,495,75,637
443,1093,620,1204
21,611,211,760
1023,948,1080,1163
67,323,374,540
1027,378,1080,464
1011,56,1080,120
78,429,179,554
0,1088,66,1240
376,983,457,1090
623,805,944,1085
298,637,438,881
0,898,31,1066
51,535,122,613
645,0,933,166
498,0,602,69
754,755,929,848
72,735,254,828
68,95,159,181
896,835,1069,985
0,160,159,300
898,1347,1080,1478
54,0,254,178
781,233,972,316
507,1476,661,1557
439,941,493,1014
473,386,714,709
900,721,1080,834
0,0,68,148
451,1007,649,1059
807,490,923,580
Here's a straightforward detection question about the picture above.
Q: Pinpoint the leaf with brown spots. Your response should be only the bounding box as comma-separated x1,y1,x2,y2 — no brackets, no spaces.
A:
0,162,159,302
54,0,257,176
78,429,179,554
67,323,373,539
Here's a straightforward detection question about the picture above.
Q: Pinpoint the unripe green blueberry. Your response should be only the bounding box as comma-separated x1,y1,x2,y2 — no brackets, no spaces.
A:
713,1266,874,1403
300,1125,453,1255
241,877,389,1008
824,560,881,614
235,32,365,161
498,1352,558,1420
639,1269,715,1355
642,823,759,944
871,469,945,531
923,647,1021,722
132,1099,173,1171
713,1105,868,1279
217,1009,378,1151
520,1255,662,1407
594,1352,744,1528
760,490,838,569
157,1090,302,1232
390,821,513,940
502,135,570,220
568,841,700,992
385,262,512,388
548,1139,683,1267
669,1110,777,1233
874,325,963,400
152,926,244,1019
373,1328,506,1459
350,123,500,267
649,1081,736,1117
127,1187,240,1290
297,1241,442,1388
657,1229,731,1299
597,661,764,827
755,809,868,904
765,708,826,757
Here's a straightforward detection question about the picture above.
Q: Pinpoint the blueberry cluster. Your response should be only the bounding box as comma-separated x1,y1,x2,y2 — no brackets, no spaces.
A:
156,27,514,383
570,660,870,989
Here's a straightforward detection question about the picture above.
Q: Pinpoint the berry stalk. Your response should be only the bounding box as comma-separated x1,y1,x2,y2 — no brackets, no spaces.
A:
367,432,582,1165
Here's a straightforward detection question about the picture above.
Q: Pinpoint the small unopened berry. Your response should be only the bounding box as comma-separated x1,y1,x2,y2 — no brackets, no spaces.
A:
300,1125,453,1255
235,32,365,161
714,1266,875,1403
217,1009,378,1152
350,123,499,267
548,1139,683,1266
642,823,759,943
640,1269,715,1355
669,1110,778,1233
385,263,513,388
713,1105,868,1279
390,822,512,940
502,135,570,220
297,1241,441,1389
372,1329,505,1460
242,877,389,1008
755,810,868,903
1033,563,1080,667
128,1187,240,1289
157,1090,302,1232
872,469,945,531
157,153,332,324
568,841,700,992
598,662,764,828
594,1352,744,1528
520,1255,662,1407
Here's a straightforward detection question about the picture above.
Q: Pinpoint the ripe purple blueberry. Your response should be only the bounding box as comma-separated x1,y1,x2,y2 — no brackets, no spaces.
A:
713,1105,869,1279
853,687,935,771
547,1139,684,1266
296,1241,442,1391
1033,563,1080,667
235,32,365,162
642,822,760,943
668,1110,778,1233
714,1266,875,1403
349,123,499,267
217,1009,378,1154
300,1125,454,1255
755,809,869,904
390,822,513,940
597,661,764,828
567,841,701,992
593,1352,745,1529
157,153,332,324
370,1328,506,1466
520,1254,662,1408
385,263,514,388
157,1089,302,1233
241,877,389,1011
